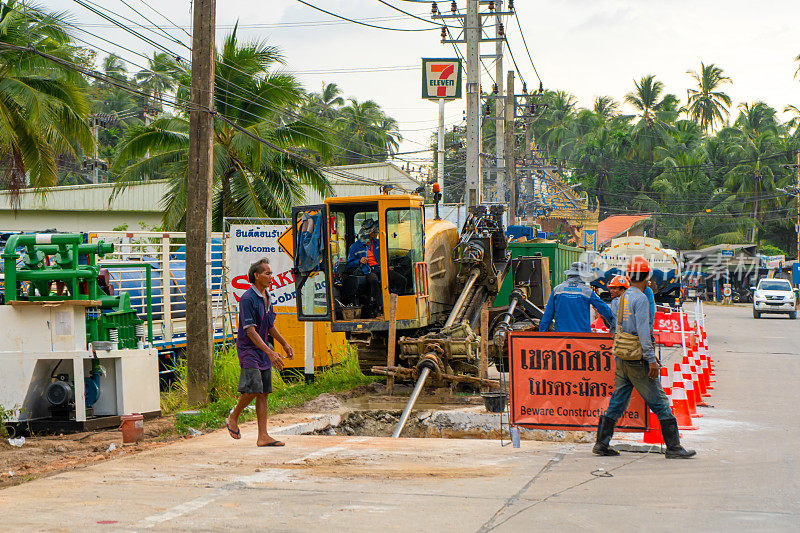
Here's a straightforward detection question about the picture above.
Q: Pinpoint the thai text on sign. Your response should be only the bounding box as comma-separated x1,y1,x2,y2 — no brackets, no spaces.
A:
508,332,648,431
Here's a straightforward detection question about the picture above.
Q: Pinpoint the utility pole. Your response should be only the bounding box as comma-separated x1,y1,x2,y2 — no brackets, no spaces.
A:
494,1,504,204
91,116,99,184
465,0,481,207
505,70,515,224
796,150,800,262
186,0,216,405
524,90,534,218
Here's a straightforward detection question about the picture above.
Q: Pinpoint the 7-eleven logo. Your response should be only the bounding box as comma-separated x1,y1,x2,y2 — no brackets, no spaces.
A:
431,64,456,97
423,58,461,100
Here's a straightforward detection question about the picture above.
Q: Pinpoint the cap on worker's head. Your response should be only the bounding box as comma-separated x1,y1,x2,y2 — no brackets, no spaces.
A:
627,256,651,275
608,275,630,289
359,218,378,237
564,261,584,278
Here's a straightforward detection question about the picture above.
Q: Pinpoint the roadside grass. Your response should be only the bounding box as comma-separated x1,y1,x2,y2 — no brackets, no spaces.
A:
161,344,375,433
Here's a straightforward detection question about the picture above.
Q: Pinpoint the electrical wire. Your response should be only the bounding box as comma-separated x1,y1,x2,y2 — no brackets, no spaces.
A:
512,9,542,85
295,0,439,32
374,0,444,26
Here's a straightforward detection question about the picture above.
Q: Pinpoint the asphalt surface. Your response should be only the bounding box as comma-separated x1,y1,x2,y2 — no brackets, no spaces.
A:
1,304,798,531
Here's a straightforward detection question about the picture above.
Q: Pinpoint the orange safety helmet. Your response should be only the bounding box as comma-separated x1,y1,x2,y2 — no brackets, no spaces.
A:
627,255,651,274
608,275,630,289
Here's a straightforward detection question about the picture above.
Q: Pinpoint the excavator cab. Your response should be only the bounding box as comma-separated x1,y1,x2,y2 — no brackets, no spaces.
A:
292,195,430,335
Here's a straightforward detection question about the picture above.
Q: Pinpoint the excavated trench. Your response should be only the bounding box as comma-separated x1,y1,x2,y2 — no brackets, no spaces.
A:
309,409,595,442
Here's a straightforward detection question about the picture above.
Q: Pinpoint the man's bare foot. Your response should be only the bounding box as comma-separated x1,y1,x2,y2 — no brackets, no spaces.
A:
256,435,285,447
226,417,241,440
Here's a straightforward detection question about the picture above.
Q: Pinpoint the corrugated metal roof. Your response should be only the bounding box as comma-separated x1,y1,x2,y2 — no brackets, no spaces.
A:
0,180,168,212
0,163,421,214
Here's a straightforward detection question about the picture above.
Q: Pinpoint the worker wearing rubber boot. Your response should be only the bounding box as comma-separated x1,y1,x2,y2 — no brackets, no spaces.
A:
593,256,696,459
608,275,630,315
539,261,615,333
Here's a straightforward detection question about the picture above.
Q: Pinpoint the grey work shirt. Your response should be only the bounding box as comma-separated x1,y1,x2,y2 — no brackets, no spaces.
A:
615,286,656,363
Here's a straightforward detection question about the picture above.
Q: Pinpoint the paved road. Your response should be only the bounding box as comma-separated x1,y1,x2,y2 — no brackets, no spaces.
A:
1,305,798,531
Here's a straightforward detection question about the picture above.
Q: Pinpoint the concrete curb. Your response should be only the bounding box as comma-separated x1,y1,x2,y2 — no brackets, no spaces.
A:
273,414,341,436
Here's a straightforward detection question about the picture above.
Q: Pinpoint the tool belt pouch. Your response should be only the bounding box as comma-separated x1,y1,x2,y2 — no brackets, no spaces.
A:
611,293,643,361
612,331,643,361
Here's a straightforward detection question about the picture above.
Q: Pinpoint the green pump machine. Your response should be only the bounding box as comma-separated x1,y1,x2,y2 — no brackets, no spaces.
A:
2,233,151,348
0,233,160,434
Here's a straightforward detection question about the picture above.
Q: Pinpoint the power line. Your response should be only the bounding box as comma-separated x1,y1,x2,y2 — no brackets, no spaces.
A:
295,0,439,32
512,10,542,85
374,0,444,26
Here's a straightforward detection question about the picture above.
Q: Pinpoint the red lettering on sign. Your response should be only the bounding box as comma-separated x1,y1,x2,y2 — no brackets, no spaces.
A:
276,269,294,287
508,332,648,431
231,275,249,302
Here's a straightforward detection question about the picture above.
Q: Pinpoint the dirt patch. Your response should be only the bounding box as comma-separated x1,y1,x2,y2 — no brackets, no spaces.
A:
0,416,179,490
302,393,343,412
312,409,595,442
0,411,330,491
279,456,502,480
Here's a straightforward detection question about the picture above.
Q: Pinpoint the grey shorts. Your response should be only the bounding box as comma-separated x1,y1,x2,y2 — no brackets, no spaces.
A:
238,367,273,394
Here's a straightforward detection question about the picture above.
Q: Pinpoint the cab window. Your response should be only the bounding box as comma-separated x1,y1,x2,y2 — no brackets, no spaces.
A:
385,208,423,296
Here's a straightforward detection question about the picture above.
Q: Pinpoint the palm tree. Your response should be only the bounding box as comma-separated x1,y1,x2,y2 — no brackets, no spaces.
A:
686,63,732,133
535,90,578,153
625,75,666,125
624,75,676,161
336,98,401,164
735,101,778,138
794,53,800,80
102,53,127,81
723,129,783,242
0,0,93,202
113,29,332,230
593,96,619,121
134,52,179,111
305,81,344,120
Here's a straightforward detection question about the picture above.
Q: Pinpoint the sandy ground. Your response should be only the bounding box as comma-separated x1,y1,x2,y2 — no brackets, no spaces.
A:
0,383,481,490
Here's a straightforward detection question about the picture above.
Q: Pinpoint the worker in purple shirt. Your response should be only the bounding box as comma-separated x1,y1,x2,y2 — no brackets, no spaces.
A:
227,258,294,447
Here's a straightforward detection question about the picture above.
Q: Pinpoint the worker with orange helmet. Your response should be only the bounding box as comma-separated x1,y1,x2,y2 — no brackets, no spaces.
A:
607,275,629,316
593,255,696,459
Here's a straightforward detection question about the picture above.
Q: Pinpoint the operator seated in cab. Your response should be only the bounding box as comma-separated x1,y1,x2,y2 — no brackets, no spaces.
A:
344,219,407,317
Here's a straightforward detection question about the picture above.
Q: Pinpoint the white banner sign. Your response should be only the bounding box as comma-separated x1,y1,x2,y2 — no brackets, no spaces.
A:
228,224,296,307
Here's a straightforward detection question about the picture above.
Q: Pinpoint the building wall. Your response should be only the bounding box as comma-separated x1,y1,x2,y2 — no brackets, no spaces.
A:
0,163,420,233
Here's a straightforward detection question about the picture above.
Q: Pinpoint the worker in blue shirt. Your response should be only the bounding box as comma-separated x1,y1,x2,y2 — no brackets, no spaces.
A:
539,262,615,333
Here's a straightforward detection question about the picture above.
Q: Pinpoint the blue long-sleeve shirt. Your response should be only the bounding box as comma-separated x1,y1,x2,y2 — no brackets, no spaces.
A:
539,278,616,333
346,238,381,274
615,286,656,363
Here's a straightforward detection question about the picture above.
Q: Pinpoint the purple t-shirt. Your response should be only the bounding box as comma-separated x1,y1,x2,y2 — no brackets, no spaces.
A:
236,286,278,370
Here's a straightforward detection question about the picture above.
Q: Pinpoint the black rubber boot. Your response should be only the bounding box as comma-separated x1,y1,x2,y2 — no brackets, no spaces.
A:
660,418,697,459
592,415,620,456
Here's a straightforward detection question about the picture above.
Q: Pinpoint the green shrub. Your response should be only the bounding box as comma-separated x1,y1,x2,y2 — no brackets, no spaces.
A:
164,344,374,433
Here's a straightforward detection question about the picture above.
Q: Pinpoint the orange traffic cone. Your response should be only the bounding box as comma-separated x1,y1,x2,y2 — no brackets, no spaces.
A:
670,386,698,430
677,363,702,418
698,350,714,390
692,355,711,398
641,409,664,444
660,366,671,397
691,364,709,406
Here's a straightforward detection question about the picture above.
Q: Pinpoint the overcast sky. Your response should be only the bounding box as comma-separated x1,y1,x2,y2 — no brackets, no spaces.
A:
50,0,800,167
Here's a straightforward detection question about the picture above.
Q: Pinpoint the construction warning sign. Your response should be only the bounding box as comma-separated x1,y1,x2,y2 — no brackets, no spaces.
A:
421,58,462,100
508,332,648,431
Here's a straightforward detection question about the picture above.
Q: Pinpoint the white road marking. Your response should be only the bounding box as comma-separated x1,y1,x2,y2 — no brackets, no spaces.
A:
135,488,228,529
133,438,368,529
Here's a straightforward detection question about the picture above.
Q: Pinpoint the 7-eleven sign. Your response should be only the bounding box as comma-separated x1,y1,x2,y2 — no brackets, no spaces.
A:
422,58,463,100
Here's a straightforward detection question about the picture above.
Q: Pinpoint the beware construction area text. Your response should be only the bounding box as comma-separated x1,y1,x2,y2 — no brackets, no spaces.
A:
508,332,648,431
